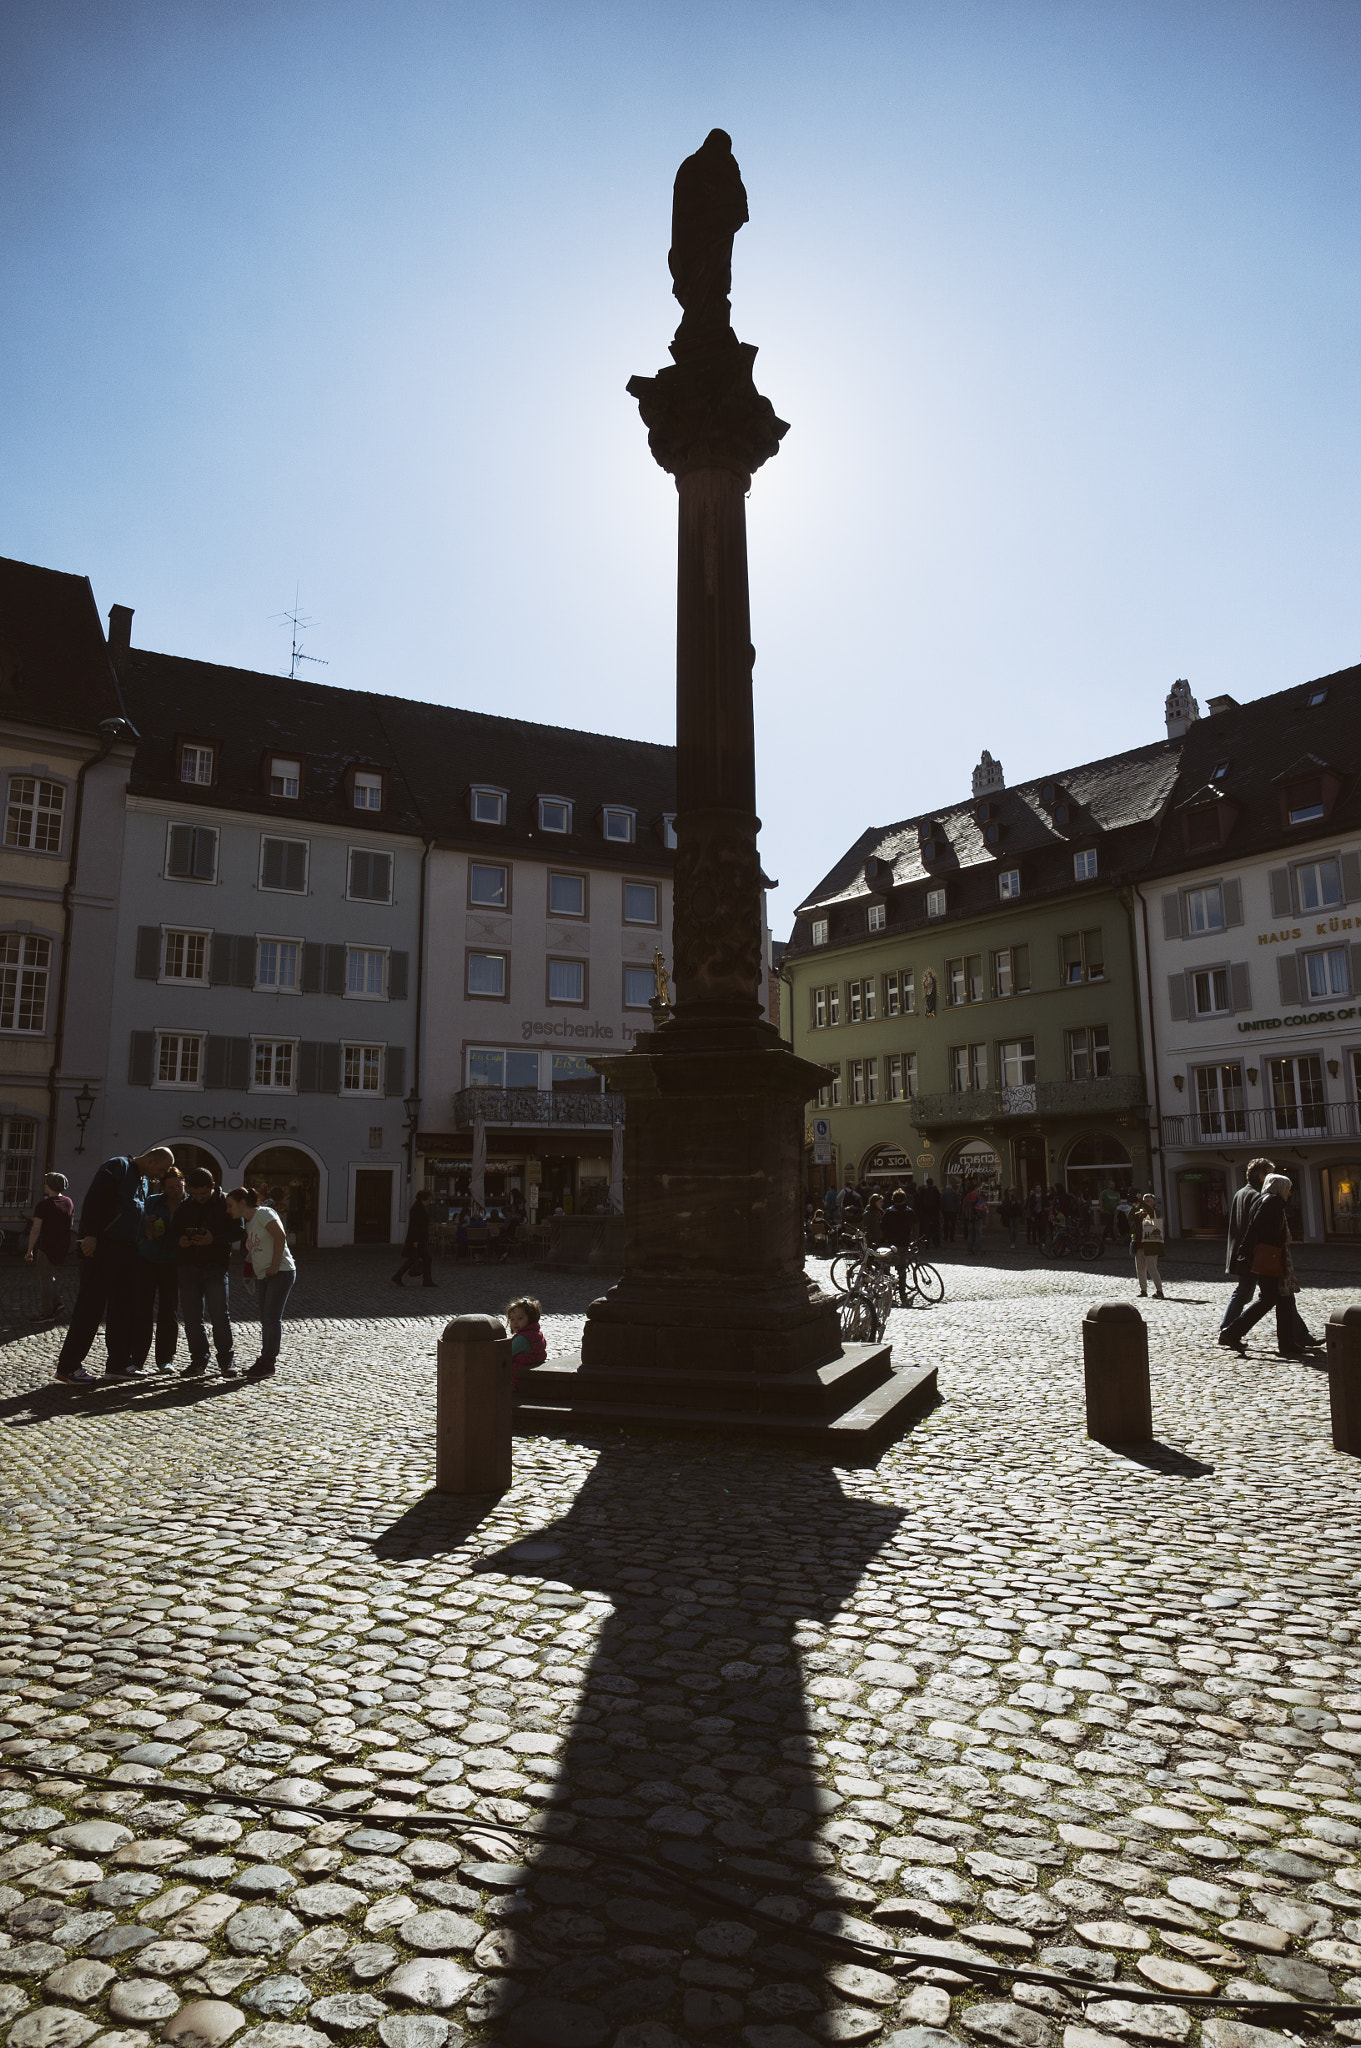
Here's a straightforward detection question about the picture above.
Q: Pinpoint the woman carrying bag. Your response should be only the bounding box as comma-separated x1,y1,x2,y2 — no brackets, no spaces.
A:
1131,1194,1165,1298
1218,1171,1291,1356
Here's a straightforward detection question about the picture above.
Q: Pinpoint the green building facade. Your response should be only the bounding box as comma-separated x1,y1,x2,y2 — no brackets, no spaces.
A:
783,736,1182,1209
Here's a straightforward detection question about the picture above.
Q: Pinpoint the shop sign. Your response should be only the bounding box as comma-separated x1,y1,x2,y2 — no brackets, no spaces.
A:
947,1137,1002,1191
180,1114,294,1133
522,1019,617,1041
1238,1006,1357,1033
1258,916,1357,945
865,1144,913,1172
526,1160,543,1183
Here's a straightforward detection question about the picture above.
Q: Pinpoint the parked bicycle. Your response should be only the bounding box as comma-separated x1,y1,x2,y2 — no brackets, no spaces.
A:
830,1237,944,1313
1046,1218,1103,1261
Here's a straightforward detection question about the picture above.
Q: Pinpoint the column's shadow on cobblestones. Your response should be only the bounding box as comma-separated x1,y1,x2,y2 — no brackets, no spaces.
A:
1107,1441,1215,1477
374,1441,906,2044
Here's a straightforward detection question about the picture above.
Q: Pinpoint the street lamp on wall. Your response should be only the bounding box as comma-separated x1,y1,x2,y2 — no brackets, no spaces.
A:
73,1084,96,1155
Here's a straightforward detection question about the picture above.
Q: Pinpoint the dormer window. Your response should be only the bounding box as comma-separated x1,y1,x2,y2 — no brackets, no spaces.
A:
471,786,506,826
268,755,301,800
1287,777,1324,825
1184,806,1221,851
602,806,636,844
179,742,215,787
352,770,383,812
660,813,677,849
1053,802,1071,827
539,796,572,833
811,918,829,947
1073,849,1098,881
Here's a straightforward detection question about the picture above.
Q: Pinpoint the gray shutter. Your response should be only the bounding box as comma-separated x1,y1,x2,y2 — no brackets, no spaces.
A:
324,945,347,996
372,852,392,902
209,933,233,986
1161,892,1183,941
385,1046,406,1099
1350,941,1361,998
302,943,323,994
284,840,308,892
232,936,255,987
1268,867,1293,919
319,1043,341,1093
261,839,284,890
297,1042,321,1093
167,825,193,878
192,827,217,880
1222,877,1243,927
1229,963,1251,1013
204,1036,228,1089
135,927,162,979
388,950,408,1001
1277,954,1302,1006
225,1037,250,1089
347,849,367,898
1013,943,1029,993
1167,973,1189,1023
128,1031,154,1086
1342,850,1361,903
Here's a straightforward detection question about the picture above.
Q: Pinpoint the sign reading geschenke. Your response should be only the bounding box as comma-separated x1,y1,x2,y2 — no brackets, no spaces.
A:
180,1114,296,1133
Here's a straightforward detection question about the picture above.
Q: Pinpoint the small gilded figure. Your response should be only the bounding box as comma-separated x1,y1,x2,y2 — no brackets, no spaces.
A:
652,949,673,1009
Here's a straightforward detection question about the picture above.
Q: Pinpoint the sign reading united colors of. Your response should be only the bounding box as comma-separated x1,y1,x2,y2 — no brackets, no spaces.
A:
1238,1006,1358,1033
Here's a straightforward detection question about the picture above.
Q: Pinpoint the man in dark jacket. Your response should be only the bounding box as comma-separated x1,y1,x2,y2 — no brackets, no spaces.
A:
1219,1171,1290,1354
392,1189,436,1287
54,1147,176,1386
878,1188,915,1294
1220,1157,1273,1334
174,1168,242,1376
915,1177,942,1249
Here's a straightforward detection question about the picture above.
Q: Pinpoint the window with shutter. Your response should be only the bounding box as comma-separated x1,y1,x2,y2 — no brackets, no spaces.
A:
191,828,217,880
1277,954,1302,1006
209,933,234,986
324,945,347,996
1168,974,1189,1022
1229,963,1251,1012
1268,867,1293,918
225,1037,250,1089
167,825,194,878
348,849,393,902
1342,849,1361,902
1161,893,1182,940
261,837,307,893
261,839,284,890
388,951,409,1001
302,943,323,994
1351,941,1361,995
231,937,254,988
203,1036,227,1089
1222,878,1243,927
135,928,162,979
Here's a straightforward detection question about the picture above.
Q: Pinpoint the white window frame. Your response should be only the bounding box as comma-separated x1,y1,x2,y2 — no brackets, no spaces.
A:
1192,965,1232,1017
887,1054,903,1101
471,786,507,826
661,813,678,849
999,1038,1035,1089
1074,849,1099,881
346,846,394,905
341,1042,386,1096
255,935,302,995
813,987,827,1028
1185,884,1225,935
259,834,309,895
179,743,215,787
811,918,829,947
1294,858,1342,913
998,869,1021,900
867,901,886,932
0,932,52,1035
159,928,210,986
602,805,636,844
345,945,389,1001
904,1050,918,1099
538,796,572,833
165,820,219,884
153,1030,204,1090
926,888,947,918
251,1037,298,1093
352,770,383,811
1304,945,1350,1001
4,774,67,855
268,755,302,800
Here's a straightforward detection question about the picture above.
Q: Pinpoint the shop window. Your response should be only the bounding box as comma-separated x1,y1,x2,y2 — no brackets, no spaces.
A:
549,871,586,917
1269,1053,1326,1134
539,796,572,833
1192,1061,1245,1137
0,933,51,1034
623,881,658,924
998,869,1021,900
167,822,218,882
348,849,393,903
346,947,387,998
5,776,66,856
0,1113,37,1210
469,862,508,909
252,1039,296,1092
162,930,208,983
624,965,654,1009
999,1038,1035,1088
256,938,301,993
811,918,829,946
950,1042,987,1091
548,958,586,1004
268,755,302,800
867,902,886,931
467,951,507,999
468,1047,540,1090
261,837,309,893
1324,1161,1361,1238
1064,1135,1133,1203
342,1044,384,1094
155,1031,203,1087
178,744,215,788
1304,945,1350,1000
1066,1025,1110,1081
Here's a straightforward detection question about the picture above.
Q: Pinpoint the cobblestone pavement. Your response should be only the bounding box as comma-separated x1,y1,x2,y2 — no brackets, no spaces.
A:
0,1252,1359,2048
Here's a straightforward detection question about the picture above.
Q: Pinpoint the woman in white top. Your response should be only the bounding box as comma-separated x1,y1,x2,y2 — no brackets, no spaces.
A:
225,1186,296,1379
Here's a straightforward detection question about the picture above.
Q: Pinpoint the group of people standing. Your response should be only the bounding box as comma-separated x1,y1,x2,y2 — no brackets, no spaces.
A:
41,1146,296,1389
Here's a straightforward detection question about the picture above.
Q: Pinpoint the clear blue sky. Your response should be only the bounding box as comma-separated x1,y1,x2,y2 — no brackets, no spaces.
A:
3,1,1358,928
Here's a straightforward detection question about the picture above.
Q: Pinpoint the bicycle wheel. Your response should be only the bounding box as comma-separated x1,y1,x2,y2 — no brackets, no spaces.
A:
911,1260,945,1303
829,1253,862,1295
1079,1238,1102,1262
838,1290,883,1342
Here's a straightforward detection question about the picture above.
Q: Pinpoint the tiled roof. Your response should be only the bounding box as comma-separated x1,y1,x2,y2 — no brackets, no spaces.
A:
120,651,676,866
0,555,126,737
1143,661,1361,876
792,736,1181,929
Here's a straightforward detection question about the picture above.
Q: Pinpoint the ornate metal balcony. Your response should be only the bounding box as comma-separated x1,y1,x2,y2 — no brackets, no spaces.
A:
910,1074,1146,1130
452,1087,626,1131
1162,1101,1361,1148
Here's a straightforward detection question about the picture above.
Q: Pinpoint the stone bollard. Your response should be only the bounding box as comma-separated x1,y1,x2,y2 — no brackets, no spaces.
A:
435,1315,512,1494
1326,1307,1361,1457
1082,1301,1152,1445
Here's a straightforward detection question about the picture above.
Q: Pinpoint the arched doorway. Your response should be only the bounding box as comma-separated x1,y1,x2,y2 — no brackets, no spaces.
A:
1064,1135,1133,1202
860,1143,916,1188
170,1143,222,1184
944,1137,1003,1201
243,1146,320,1249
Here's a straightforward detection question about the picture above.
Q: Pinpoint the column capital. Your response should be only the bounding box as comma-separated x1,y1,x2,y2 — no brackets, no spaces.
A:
627,341,788,481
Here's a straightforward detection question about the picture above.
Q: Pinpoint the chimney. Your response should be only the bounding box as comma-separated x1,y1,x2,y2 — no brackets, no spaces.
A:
1206,693,1239,715
1165,678,1200,740
971,749,1005,798
107,604,134,677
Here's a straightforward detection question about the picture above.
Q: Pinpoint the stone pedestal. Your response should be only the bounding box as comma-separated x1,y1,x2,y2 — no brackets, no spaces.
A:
1327,1306,1361,1456
436,1315,512,1493
1082,1301,1152,1445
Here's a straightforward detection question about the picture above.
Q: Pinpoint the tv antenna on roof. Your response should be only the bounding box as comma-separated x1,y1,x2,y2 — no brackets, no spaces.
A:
271,585,329,680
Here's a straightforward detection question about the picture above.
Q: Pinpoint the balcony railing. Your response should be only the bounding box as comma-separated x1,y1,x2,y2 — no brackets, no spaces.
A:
1163,1101,1361,1148
452,1086,626,1130
911,1074,1146,1129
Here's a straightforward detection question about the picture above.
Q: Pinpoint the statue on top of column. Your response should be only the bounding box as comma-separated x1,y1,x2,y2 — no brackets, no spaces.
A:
668,128,749,356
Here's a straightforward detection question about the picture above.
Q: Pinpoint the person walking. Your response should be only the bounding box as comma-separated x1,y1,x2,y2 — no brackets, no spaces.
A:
941,1180,960,1244
1024,1185,1044,1247
1219,1171,1292,1354
999,1187,1021,1250
53,1147,175,1386
962,1180,988,1254
136,1164,186,1370
1130,1193,1165,1298
1277,1225,1322,1355
392,1188,436,1287
1220,1157,1274,1336
225,1186,295,1378
25,1172,74,1320
915,1177,941,1249
173,1167,242,1376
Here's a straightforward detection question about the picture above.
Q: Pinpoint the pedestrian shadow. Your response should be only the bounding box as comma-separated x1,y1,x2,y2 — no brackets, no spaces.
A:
372,1439,907,2041
0,1373,243,1430
1107,1439,1215,1477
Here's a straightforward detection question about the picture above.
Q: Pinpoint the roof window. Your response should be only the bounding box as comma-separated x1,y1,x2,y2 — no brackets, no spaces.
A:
660,813,677,849
1308,688,1328,707
471,786,506,826
179,742,216,787
602,806,636,844
539,796,572,833
268,754,302,800
352,770,383,812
